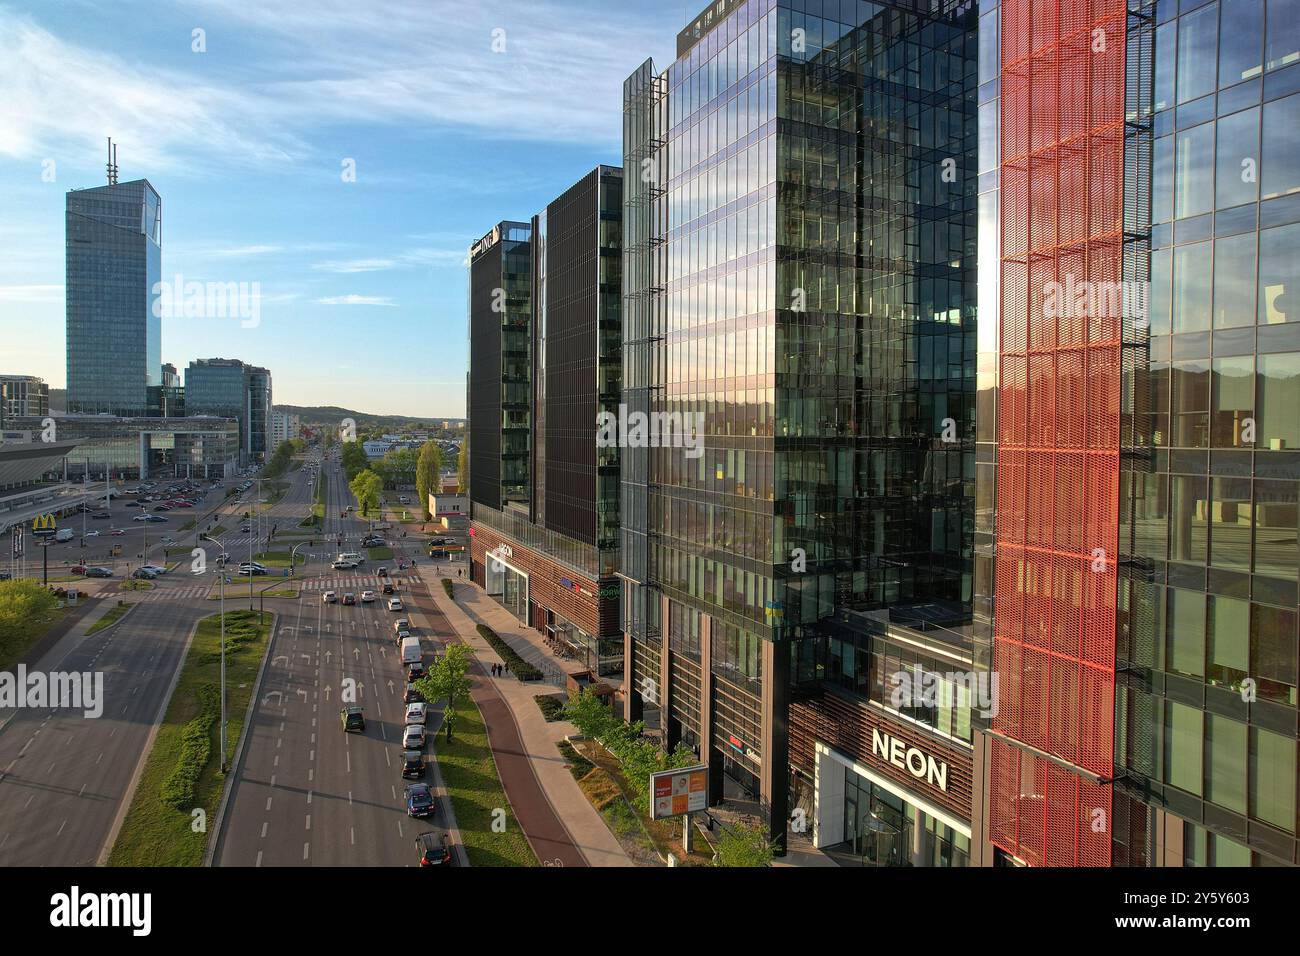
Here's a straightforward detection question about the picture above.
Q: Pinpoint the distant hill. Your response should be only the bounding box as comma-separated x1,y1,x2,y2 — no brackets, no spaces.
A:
275,404,465,430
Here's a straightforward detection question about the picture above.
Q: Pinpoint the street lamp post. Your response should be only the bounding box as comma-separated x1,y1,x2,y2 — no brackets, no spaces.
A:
209,534,229,773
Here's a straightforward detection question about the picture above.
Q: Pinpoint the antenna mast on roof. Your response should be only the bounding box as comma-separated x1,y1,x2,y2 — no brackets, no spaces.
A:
106,137,119,185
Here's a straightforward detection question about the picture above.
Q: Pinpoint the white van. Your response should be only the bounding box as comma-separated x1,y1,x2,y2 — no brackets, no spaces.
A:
338,551,364,565
55,528,74,543
400,636,422,667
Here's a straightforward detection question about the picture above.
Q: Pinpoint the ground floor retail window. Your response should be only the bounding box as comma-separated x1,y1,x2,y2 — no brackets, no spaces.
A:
826,765,969,867
485,559,528,623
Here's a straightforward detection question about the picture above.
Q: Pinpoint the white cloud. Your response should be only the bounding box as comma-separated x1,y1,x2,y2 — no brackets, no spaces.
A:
0,284,64,302
316,295,397,306
0,2,675,170
312,258,397,273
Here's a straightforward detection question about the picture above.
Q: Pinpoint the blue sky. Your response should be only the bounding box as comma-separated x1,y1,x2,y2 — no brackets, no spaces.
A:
0,0,683,417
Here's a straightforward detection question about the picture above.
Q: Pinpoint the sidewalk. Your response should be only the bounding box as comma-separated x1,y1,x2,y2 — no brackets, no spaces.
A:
414,577,631,867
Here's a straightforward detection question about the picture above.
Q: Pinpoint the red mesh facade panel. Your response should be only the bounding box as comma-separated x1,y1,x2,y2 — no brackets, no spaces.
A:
992,0,1122,866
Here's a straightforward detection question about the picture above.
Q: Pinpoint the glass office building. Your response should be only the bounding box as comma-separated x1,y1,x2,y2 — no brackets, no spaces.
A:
469,173,627,677
972,0,1298,866
0,375,50,424
468,222,533,513
65,180,162,416
623,0,978,850
6,415,238,481
184,358,273,463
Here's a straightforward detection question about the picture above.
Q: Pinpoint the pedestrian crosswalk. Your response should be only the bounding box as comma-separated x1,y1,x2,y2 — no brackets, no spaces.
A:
134,571,427,602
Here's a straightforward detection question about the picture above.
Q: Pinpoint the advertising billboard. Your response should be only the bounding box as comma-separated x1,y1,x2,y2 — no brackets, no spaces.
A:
650,764,707,821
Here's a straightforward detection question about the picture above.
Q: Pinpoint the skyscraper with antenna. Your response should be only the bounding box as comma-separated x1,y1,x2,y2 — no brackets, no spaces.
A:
65,139,162,416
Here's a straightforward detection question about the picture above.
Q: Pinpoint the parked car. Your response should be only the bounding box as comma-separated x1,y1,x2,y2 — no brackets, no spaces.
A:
405,783,435,818
401,751,426,780
415,831,454,867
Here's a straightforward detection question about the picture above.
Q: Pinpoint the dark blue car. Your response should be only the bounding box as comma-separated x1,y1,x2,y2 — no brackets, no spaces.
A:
405,783,435,818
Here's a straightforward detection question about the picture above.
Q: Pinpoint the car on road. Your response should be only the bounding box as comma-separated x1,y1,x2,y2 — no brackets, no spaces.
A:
415,831,454,867
403,687,425,705
360,590,376,603
84,530,101,538
405,783,435,818
381,582,395,595
240,524,251,532
146,515,168,523
132,568,157,580
132,514,151,522
83,567,113,578
393,618,409,634
342,592,356,606
401,751,426,780
110,529,126,536
402,724,425,749
406,661,425,681
340,706,365,733
362,536,385,548
332,559,357,570
90,511,111,520
405,702,427,725
237,565,269,576
387,597,403,612
322,590,338,604
215,553,230,566
70,565,88,575
140,565,167,576
377,567,388,578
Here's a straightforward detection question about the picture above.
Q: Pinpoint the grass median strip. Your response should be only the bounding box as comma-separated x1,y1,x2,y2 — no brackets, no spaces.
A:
433,701,538,867
86,601,135,635
108,609,274,866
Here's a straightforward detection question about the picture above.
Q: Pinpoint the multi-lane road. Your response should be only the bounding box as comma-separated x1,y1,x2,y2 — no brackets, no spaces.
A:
213,453,456,866
0,470,264,867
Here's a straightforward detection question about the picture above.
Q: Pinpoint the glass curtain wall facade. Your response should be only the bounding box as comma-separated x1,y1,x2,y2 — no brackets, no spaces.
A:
468,222,533,513
65,180,162,417
1116,0,1300,867
0,376,50,423
974,0,1298,867
624,0,978,849
184,359,272,463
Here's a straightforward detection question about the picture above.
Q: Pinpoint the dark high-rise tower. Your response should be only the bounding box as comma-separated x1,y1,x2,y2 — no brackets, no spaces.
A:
65,175,162,416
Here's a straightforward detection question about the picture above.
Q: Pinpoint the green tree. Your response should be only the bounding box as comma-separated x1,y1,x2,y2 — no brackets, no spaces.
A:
348,469,383,517
715,821,777,867
379,447,417,490
413,642,474,741
0,580,59,663
457,437,468,494
340,442,369,481
415,441,443,520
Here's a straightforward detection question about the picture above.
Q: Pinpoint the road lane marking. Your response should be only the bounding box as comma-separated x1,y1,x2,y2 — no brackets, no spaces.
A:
261,822,268,838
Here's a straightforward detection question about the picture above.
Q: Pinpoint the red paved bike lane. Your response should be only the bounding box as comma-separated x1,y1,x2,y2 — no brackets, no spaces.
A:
408,579,587,867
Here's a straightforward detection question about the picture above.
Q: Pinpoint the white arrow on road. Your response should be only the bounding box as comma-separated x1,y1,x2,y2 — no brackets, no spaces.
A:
296,689,308,702
325,651,332,663
323,686,332,700
300,653,312,664
387,680,395,694
353,648,361,660
262,690,284,705
272,655,289,667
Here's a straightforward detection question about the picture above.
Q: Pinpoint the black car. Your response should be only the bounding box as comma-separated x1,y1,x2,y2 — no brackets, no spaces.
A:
405,783,435,818
340,706,365,733
406,662,425,682
83,567,113,578
403,687,425,705
401,750,426,780
416,831,453,867
382,582,395,595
